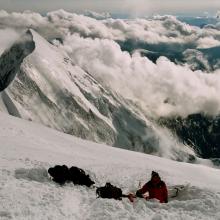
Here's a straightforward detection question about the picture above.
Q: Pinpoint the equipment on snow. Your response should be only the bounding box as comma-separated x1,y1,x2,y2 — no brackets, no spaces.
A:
48,165,69,185
168,184,189,198
48,165,95,187
48,166,188,203
96,182,125,200
69,166,95,187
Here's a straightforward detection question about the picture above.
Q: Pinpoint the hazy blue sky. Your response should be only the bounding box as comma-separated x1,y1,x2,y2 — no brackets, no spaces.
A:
0,0,220,16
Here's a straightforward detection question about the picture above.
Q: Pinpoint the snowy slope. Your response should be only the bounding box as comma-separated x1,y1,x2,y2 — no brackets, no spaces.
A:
0,112,220,220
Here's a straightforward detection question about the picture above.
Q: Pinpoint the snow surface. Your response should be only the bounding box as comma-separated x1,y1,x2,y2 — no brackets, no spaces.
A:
1,112,220,220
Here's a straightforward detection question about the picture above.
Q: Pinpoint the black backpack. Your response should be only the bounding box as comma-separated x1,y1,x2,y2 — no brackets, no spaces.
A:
69,166,95,187
48,165,69,185
48,165,95,187
96,183,123,200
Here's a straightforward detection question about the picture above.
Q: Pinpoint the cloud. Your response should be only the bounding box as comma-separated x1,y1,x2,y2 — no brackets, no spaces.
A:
197,36,220,49
182,49,211,71
60,34,220,117
1,10,220,47
0,28,20,55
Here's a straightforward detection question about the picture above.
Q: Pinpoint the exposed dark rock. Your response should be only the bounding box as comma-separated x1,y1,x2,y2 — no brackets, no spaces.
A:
159,113,220,158
0,30,35,91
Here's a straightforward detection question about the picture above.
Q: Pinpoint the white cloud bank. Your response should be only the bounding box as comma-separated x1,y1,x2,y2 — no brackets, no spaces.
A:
61,34,220,118
1,10,220,118
1,10,220,47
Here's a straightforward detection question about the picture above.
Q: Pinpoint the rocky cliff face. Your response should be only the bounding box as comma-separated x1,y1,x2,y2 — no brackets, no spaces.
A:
0,30,35,92
159,113,220,158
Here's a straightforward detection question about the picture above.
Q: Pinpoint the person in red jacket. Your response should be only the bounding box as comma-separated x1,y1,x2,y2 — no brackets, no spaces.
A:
135,171,168,203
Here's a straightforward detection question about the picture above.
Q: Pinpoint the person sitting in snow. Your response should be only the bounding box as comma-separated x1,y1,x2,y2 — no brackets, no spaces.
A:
135,171,168,203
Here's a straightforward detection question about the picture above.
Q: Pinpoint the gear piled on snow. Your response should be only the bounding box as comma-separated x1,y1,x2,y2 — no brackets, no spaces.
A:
48,165,69,185
96,182,124,200
48,165,95,187
48,166,124,200
48,166,188,203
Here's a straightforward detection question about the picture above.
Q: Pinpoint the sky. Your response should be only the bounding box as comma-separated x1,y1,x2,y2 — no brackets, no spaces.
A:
0,0,220,16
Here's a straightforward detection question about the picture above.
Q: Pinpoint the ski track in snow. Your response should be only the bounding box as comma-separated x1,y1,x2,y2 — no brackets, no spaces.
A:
1,113,220,220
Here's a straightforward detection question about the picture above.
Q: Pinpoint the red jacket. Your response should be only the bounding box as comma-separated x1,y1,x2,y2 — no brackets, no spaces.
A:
136,180,168,203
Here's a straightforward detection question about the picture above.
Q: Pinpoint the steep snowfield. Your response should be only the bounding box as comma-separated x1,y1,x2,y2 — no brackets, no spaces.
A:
0,112,220,220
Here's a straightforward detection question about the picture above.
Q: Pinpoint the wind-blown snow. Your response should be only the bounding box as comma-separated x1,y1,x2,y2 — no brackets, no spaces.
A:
0,113,220,220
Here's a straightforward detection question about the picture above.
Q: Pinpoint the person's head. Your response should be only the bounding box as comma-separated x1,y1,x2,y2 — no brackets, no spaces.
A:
151,171,161,184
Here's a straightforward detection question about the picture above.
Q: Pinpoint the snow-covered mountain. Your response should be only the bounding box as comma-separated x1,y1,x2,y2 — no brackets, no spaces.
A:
0,112,220,220
0,29,194,161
